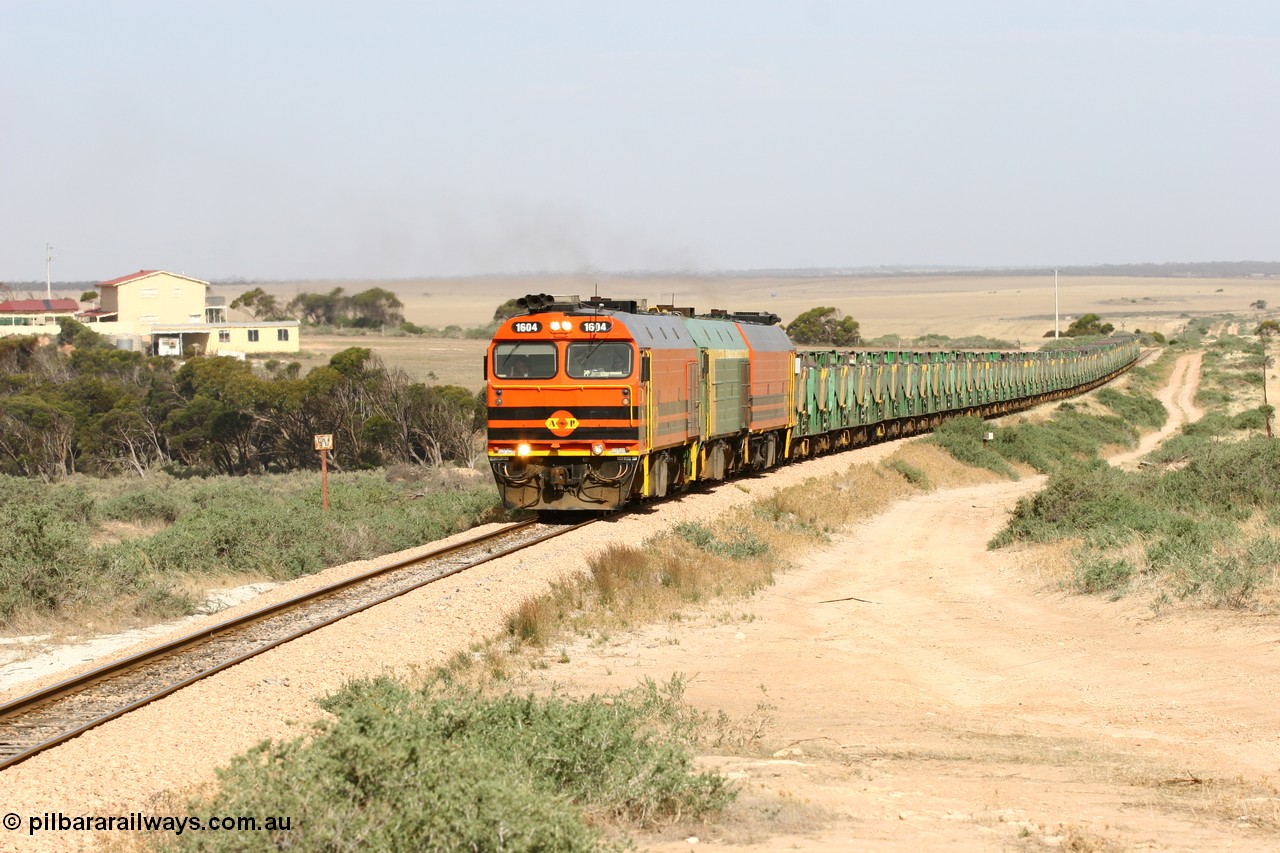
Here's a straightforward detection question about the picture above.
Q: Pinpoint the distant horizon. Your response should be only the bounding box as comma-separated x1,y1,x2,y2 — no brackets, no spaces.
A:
5,259,1280,291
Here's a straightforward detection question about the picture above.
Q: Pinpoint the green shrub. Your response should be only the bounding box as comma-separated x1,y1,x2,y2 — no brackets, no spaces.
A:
993,411,1136,474
1179,412,1233,437
884,459,931,489
1231,407,1270,431
994,429,1280,609
0,469,504,629
1208,557,1265,609
1142,515,1230,571
925,416,1018,479
99,487,187,524
1074,554,1136,594
0,501,93,621
1155,437,1280,515
1095,388,1167,429
168,677,733,852
991,462,1168,548
673,522,769,559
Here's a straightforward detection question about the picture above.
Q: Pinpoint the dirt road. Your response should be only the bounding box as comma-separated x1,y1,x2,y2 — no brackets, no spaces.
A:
535,353,1280,851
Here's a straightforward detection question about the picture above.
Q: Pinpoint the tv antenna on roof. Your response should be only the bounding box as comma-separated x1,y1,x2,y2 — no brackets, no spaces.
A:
45,243,55,300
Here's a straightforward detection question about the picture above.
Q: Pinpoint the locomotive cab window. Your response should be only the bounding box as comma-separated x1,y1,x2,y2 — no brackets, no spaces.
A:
493,342,557,379
566,341,632,379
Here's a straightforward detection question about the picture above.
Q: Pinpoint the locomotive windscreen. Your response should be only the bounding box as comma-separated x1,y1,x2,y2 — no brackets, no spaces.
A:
566,342,632,379
493,342,557,379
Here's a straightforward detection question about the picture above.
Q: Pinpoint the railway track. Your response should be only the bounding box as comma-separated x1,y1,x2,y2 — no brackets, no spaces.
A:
0,518,593,771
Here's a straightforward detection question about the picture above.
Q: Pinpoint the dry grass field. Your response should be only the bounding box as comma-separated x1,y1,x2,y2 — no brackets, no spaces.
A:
211,273,1275,391
291,333,489,390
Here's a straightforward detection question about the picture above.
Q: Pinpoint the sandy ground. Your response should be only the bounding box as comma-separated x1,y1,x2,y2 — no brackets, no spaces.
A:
515,352,1280,852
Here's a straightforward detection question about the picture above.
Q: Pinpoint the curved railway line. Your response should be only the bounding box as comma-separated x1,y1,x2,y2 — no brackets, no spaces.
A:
0,350,1149,774
0,518,594,771
0,344,1154,778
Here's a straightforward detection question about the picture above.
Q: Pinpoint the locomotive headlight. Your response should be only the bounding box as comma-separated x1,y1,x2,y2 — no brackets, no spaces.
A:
591,441,605,456
516,442,532,458
550,320,562,331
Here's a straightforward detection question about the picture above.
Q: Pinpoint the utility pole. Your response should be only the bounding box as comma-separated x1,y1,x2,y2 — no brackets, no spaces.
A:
1259,321,1278,438
45,244,54,300
1054,268,1060,339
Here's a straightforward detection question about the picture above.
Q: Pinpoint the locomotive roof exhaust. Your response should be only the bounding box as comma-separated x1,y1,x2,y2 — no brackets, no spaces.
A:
516,293,778,324
517,293,646,314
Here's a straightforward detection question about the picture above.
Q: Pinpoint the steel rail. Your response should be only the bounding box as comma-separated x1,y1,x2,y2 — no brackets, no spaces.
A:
0,517,594,771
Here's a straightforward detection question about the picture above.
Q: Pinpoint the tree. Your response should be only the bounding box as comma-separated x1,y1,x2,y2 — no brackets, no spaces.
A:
1054,313,1115,338
56,317,107,350
230,287,283,320
786,307,861,346
493,298,523,323
0,394,77,479
79,290,98,303
348,288,404,328
288,288,347,326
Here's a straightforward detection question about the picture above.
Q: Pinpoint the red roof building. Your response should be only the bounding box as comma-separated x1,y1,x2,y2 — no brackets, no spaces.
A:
97,269,164,289
0,298,80,313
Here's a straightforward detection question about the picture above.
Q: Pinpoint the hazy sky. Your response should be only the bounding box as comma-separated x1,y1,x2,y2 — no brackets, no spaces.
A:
4,1,1279,282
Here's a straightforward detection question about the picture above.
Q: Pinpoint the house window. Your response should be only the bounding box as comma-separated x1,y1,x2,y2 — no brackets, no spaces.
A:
277,328,289,342
172,288,182,298
140,288,158,298
218,330,230,343
248,329,259,342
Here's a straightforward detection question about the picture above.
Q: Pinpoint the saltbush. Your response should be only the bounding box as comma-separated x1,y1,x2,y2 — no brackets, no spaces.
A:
994,411,1137,474
994,436,1280,606
1095,388,1168,429
166,677,732,852
925,416,1018,479
0,470,503,628
991,462,1168,548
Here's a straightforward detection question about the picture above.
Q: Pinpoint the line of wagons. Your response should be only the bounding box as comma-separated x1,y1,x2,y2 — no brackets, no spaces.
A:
485,294,1140,511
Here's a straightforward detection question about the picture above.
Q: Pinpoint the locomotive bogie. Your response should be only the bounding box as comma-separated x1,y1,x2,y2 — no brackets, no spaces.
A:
490,454,640,511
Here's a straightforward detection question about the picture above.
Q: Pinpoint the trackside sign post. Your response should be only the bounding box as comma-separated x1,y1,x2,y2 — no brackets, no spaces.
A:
314,434,334,510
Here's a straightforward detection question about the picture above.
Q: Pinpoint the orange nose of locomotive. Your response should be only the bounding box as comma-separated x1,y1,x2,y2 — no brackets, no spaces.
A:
486,304,640,510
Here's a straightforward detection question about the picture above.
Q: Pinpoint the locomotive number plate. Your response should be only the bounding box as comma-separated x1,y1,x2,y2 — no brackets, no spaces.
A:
512,321,542,333
579,320,612,333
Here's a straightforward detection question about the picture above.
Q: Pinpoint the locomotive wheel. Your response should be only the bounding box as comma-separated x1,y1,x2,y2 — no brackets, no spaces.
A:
652,453,671,497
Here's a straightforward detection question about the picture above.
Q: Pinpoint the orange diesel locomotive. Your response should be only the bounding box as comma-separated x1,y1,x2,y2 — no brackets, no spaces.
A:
486,294,793,510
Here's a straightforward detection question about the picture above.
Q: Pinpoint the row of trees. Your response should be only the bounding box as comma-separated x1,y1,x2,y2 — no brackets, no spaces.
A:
0,324,482,480
231,286,405,328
